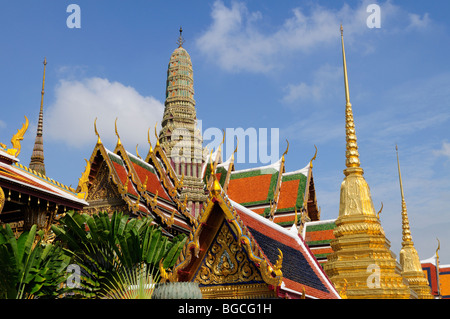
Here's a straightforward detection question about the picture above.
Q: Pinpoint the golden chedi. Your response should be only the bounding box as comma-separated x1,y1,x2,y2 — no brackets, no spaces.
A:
396,146,433,299
323,26,412,299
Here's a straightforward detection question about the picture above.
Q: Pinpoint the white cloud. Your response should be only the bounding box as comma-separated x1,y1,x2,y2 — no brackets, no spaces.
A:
283,82,320,103
282,64,340,104
196,1,433,74
434,141,450,159
281,112,341,145
195,1,276,73
407,12,431,30
45,77,164,149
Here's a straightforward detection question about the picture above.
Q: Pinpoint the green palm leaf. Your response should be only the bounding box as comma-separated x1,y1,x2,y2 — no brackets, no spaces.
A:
51,210,186,299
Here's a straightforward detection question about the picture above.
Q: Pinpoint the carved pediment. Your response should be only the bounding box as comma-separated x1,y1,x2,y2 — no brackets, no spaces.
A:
193,220,263,286
86,161,122,204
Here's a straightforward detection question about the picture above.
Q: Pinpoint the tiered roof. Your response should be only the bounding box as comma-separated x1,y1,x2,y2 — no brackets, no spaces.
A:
203,148,320,230
78,127,195,236
302,219,336,264
162,175,339,299
232,200,338,299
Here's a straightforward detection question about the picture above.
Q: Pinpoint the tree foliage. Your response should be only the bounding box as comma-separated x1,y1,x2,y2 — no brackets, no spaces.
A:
51,211,186,298
0,224,70,299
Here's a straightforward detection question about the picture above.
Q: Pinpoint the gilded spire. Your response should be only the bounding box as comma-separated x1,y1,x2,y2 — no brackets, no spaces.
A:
324,26,413,299
396,144,434,299
341,25,361,171
396,145,412,244
29,57,47,175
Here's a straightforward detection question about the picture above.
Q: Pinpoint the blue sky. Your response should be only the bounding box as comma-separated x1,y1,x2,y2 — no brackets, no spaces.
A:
0,1,449,265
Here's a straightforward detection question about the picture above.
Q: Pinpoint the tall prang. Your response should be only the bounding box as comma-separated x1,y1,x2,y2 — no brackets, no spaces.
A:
322,26,413,299
158,28,207,217
29,57,47,175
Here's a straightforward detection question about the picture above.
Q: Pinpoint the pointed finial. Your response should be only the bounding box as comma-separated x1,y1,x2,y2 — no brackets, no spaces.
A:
282,139,289,162
377,202,383,219
436,238,440,257
147,127,153,153
115,118,122,146
177,26,185,48
209,150,221,196
231,137,239,161
154,122,160,146
94,117,102,145
396,145,412,244
136,144,142,159
77,159,90,199
310,145,318,168
41,57,47,109
341,24,361,171
219,129,225,153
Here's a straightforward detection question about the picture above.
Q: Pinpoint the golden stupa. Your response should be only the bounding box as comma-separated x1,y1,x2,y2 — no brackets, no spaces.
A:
396,146,433,299
322,26,413,299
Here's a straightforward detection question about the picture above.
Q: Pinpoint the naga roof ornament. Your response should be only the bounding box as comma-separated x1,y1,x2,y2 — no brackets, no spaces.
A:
5,116,29,158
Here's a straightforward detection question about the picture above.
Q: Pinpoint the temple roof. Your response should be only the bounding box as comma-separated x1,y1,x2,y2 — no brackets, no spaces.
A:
227,159,282,207
0,148,87,208
203,151,320,228
79,137,195,235
230,200,339,299
166,178,339,299
302,219,336,264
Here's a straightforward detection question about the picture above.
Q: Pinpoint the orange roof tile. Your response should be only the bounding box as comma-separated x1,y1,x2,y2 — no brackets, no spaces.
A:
277,179,301,210
227,174,275,205
131,162,170,201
